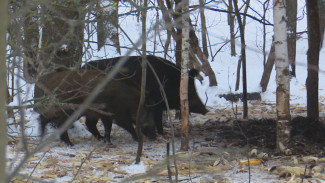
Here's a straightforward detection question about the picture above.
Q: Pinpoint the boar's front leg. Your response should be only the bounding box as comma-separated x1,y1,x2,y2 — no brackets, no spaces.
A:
101,116,114,144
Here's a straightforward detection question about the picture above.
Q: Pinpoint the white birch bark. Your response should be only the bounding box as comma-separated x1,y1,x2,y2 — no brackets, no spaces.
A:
180,0,190,151
273,0,291,154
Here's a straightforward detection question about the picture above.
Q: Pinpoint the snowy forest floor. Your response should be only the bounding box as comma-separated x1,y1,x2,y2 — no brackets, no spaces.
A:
7,99,325,183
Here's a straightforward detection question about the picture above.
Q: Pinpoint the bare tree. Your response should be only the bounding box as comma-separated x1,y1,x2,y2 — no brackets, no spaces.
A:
260,42,275,92
180,0,190,151
136,0,148,164
318,0,325,47
306,0,321,121
273,0,291,153
233,0,248,118
227,0,236,56
287,0,297,77
0,0,8,181
199,0,209,58
174,0,183,67
159,0,217,86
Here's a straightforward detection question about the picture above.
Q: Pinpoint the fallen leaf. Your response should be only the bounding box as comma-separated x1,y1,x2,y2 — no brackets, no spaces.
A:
239,159,262,165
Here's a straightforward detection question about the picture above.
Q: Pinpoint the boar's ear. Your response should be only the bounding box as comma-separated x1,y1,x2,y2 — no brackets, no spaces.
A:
189,69,203,84
189,68,199,78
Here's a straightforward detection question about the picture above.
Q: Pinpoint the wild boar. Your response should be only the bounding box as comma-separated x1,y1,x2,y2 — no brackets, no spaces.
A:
82,55,208,134
35,69,156,146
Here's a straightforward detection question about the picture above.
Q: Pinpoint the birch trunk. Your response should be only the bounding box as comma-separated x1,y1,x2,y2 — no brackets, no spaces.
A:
0,0,8,181
180,0,190,151
273,0,291,153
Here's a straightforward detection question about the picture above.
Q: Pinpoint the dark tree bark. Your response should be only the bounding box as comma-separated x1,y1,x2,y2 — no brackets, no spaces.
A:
0,0,8,181
227,0,236,56
287,0,297,77
136,0,148,164
174,0,183,67
233,0,248,118
199,0,209,58
306,0,321,121
260,43,275,92
6,86,14,119
318,0,325,47
234,0,249,92
188,25,217,86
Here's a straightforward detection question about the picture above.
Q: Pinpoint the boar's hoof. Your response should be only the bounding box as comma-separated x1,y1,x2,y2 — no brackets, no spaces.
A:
65,141,74,146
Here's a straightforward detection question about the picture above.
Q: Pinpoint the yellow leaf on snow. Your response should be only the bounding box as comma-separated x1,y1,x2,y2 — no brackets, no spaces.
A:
27,156,41,162
239,159,262,165
269,166,310,177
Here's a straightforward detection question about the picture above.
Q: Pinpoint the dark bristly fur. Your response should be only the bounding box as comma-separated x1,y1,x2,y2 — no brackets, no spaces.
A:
82,55,208,135
35,69,156,146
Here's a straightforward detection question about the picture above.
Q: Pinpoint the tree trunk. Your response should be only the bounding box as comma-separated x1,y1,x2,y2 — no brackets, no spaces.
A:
233,0,248,118
318,0,325,47
199,0,209,58
306,0,321,121
287,0,297,77
6,86,14,119
189,27,218,86
0,0,8,181
235,57,241,91
273,0,291,154
227,0,236,56
262,1,271,66
174,0,182,67
160,0,217,86
180,0,190,152
136,0,148,164
22,0,39,82
260,43,275,92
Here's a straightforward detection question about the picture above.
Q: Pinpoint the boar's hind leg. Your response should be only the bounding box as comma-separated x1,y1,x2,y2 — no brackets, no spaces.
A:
101,116,114,144
154,107,164,135
60,131,74,146
39,115,48,137
39,115,73,146
114,115,138,141
56,119,74,146
85,116,104,141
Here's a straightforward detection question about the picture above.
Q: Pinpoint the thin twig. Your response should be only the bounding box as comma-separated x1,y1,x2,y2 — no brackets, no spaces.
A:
70,145,97,182
26,150,49,182
167,142,172,183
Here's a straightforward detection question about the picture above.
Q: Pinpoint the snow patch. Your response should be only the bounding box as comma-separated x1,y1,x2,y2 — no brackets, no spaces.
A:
120,161,147,174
